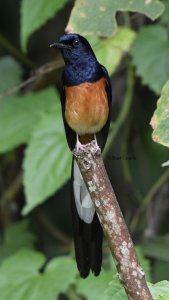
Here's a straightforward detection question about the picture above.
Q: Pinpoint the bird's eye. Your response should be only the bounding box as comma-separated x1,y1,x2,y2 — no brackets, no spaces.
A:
73,39,80,46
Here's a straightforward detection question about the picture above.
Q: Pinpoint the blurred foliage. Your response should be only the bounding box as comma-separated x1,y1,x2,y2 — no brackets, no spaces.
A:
0,0,169,299
0,220,36,263
0,249,78,300
21,0,69,51
23,108,71,214
67,0,164,36
151,80,169,147
131,25,169,94
90,27,136,75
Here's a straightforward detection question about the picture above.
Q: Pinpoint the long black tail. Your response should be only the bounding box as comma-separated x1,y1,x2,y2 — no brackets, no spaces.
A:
71,159,103,278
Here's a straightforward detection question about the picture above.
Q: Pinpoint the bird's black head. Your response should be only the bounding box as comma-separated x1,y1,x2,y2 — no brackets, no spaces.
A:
50,33,103,85
50,33,96,66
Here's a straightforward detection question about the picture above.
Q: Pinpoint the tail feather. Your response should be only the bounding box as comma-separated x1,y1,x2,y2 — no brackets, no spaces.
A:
71,159,103,278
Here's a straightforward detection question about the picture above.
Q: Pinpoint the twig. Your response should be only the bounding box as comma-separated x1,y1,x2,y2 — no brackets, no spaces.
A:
36,211,71,247
103,64,134,157
144,182,169,238
0,32,35,69
2,172,23,204
130,168,169,230
142,168,169,208
74,141,153,300
0,60,63,100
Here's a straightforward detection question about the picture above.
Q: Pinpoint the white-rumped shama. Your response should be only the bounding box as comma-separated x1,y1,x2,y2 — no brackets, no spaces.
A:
50,33,112,278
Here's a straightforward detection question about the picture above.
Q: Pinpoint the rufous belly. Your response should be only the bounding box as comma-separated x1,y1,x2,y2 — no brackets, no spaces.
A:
65,77,109,135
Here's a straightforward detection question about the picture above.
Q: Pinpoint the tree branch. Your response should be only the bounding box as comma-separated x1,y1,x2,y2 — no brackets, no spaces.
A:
0,32,35,69
74,141,152,300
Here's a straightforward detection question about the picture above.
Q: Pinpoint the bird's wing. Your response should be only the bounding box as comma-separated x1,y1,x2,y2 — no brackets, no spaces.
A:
96,65,112,151
61,86,76,151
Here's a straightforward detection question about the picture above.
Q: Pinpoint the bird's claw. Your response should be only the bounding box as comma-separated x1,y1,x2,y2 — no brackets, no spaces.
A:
75,140,86,152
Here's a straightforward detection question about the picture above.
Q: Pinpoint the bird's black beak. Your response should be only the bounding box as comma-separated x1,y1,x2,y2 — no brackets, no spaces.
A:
50,42,72,50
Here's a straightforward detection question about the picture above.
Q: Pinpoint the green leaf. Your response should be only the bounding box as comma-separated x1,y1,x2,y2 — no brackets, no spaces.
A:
67,0,164,37
77,269,113,300
153,260,169,282
149,281,169,299
161,0,169,26
131,25,169,94
141,235,169,262
0,249,78,300
150,80,169,147
0,88,57,153
0,220,36,264
105,275,128,300
22,107,71,214
106,276,169,300
21,0,69,51
0,56,22,95
89,28,135,75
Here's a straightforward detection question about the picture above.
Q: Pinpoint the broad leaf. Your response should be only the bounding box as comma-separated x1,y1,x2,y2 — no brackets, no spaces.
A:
153,260,169,282
131,25,169,94
141,235,169,262
22,107,71,214
0,56,22,95
105,275,128,300
0,220,36,264
0,249,78,300
90,28,135,75
106,276,169,300
161,0,169,26
77,269,113,300
67,0,164,37
150,80,169,147
0,88,57,153
149,281,169,299
21,0,69,51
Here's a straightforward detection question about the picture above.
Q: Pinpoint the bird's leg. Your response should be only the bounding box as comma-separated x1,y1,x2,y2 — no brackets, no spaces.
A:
75,134,86,152
93,134,100,151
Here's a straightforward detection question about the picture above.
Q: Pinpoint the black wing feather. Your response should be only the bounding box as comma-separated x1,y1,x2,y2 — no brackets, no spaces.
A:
71,159,103,278
61,87,76,151
96,65,112,150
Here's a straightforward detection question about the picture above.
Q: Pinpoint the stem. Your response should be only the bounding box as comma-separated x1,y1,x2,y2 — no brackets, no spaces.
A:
121,125,132,183
36,211,71,247
0,60,63,100
103,64,135,157
121,125,143,203
142,168,169,208
0,32,35,68
130,168,169,230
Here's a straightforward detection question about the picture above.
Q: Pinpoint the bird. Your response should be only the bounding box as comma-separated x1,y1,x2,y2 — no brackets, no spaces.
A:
50,33,112,278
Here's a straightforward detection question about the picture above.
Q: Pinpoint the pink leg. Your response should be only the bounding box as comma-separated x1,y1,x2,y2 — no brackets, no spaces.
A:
75,134,86,152
94,134,100,151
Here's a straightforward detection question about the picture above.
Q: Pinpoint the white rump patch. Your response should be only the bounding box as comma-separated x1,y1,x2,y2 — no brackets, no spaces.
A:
73,160,95,224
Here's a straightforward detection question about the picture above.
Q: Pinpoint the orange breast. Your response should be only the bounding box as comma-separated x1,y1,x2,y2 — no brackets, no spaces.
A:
65,77,109,135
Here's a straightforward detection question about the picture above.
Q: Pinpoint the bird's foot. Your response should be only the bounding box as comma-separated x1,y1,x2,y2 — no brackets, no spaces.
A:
92,139,100,153
75,140,86,152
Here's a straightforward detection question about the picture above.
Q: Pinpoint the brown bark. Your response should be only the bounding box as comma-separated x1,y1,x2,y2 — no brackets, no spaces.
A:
74,141,153,300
